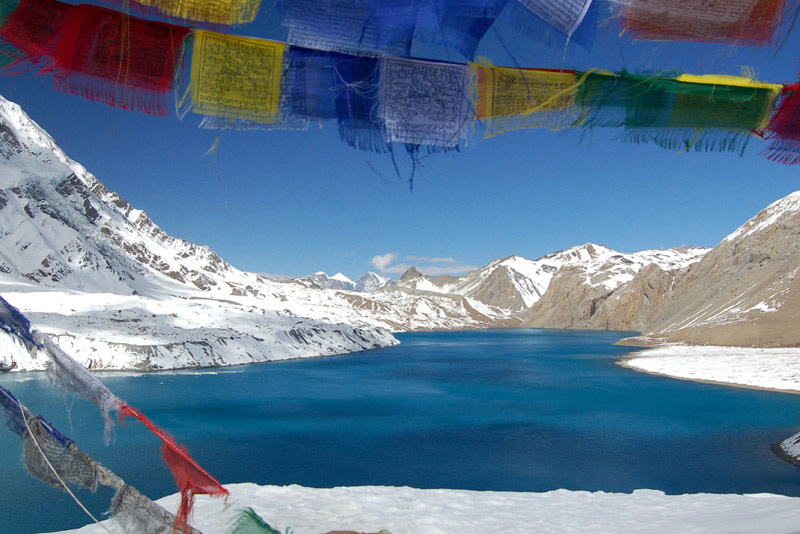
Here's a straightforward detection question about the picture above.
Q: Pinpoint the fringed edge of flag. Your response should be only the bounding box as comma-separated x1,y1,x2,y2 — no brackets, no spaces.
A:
50,75,173,116
483,108,581,138
338,121,390,153
760,137,800,164
621,127,753,155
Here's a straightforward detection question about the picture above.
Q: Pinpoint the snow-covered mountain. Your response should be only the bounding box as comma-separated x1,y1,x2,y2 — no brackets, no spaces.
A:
0,93,519,371
295,272,357,291
391,244,709,315
355,271,394,292
0,94,403,370
294,271,394,292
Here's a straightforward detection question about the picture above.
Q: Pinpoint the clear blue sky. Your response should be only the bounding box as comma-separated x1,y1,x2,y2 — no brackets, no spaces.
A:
2,3,799,280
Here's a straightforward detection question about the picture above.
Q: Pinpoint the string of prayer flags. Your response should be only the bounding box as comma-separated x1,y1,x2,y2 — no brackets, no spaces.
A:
99,0,261,26
0,0,190,115
2,0,800,162
380,57,471,147
761,83,800,163
186,30,285,126
17,321,227,530
118,403,229,532
615,0,790,46
573,70,781,152
473,64,579,136
1,385,205,534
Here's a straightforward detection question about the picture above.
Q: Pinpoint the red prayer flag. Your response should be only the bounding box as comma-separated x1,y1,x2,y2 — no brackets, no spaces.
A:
619,0,787,46
0,0,190,115
762,84,800,164
118,403,229,533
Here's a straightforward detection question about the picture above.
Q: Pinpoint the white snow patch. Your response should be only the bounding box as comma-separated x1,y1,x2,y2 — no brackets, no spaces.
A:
51,483,800,534
331,273,354,283
621,344,800,392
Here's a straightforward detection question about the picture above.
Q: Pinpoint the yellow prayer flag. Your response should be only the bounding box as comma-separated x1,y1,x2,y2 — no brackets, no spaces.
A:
189,30,285,124
473,64,579,119
133,0,261,25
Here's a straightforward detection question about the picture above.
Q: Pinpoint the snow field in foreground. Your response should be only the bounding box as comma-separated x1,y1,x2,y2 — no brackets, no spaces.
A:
54,483,800,534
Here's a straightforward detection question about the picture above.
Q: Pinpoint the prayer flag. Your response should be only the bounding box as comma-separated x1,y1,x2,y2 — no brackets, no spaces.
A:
333,55,385,151
189,30,285,125
380,57,471,147
0,295,39,351
762,84,800,164
474,64,579,136
282,0,506,60
35,331,123,442
0,0,190,115
23,416,100,492
229,508,283,534
0,384,28,436
285,47,341,122
119,403,229,532
112,484,205,534
516,0,593,36
617,0,787,45
575,71,780,151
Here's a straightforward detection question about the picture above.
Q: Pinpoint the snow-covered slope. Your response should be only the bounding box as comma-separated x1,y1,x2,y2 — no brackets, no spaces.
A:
0,94,401,370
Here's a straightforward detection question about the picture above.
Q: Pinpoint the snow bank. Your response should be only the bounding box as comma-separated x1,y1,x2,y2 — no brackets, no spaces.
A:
51,483,800,534
619,344,800,393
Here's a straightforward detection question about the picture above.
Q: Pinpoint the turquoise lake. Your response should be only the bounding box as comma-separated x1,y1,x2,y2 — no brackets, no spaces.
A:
1,329,800,533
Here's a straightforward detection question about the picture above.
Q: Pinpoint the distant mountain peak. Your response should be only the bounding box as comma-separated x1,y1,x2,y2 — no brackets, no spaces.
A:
331,272,353,283
399,266,422,282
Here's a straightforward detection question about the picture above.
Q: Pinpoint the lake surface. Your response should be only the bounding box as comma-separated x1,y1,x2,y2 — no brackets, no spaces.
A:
2,329,800,534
